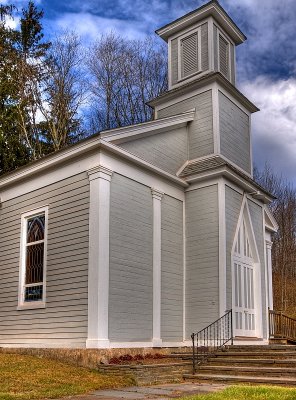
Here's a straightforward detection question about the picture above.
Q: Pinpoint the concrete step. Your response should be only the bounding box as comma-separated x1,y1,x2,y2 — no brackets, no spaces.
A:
197,365,296,377
184,373,296,385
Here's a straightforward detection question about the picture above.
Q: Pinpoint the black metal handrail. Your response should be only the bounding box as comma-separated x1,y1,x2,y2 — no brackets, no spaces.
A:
191,309,233,372
269,309,296,342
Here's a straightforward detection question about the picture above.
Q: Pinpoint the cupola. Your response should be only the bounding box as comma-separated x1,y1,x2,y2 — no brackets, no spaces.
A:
156,0,246,89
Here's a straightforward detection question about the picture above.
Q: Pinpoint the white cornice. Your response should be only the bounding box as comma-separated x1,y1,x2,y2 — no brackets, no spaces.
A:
100,110,195,144
185,166,274,203
148,73,259,114
156,1,246,44
0,135,101,189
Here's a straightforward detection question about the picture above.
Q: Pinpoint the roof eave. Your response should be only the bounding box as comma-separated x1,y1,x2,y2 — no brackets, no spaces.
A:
147,72,259,114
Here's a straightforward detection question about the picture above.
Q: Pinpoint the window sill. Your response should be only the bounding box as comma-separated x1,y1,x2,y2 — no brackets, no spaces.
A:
17,302,46,311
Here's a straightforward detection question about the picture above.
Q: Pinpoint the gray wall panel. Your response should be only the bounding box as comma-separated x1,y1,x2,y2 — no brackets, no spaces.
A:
219,91,251,174
161,195,183,341
119,127,187,175
0,173,90,347
185,184,219,338
109,174,153,342
158,90,214,160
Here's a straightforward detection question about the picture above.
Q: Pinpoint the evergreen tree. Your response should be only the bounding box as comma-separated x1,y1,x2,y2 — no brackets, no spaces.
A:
0,1,51,174
0,4,29,174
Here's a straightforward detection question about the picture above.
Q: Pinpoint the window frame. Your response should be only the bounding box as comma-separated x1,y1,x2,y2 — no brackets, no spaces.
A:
18,206,48,310
177,26,202,82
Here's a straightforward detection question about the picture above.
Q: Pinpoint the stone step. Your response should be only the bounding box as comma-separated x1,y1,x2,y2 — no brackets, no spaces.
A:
208,358,296,367
98,361,193,386
184,373,296,385
197,365,296,377
227,345,296,351
213,351,296,358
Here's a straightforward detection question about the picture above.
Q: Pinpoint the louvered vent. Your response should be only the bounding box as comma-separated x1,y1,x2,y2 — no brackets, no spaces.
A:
219,35,229,78
181,32,199,78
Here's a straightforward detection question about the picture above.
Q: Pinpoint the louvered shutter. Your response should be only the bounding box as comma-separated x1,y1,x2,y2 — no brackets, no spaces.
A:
219,35,229,78
181,32,199,78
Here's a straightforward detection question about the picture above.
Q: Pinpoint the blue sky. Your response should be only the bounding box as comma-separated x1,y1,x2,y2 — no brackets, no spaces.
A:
3,0,296,184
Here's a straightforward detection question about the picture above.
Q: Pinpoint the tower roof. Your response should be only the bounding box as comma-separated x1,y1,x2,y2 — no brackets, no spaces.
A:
156,0,246,45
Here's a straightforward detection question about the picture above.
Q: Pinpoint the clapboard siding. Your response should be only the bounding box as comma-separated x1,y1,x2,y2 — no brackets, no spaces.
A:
109,174,153,342
219,91,251,174
158,90,213,160
248,199,267,338
201,23,209,71
119,127,187,175
185,184,219,338
225,185,243,310
230,43,235,84
0,173,89,347
213,25,218,71
171,38,179,86
161,195,183,341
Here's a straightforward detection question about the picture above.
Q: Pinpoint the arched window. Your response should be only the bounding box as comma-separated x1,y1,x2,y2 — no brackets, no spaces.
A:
19,208,48,306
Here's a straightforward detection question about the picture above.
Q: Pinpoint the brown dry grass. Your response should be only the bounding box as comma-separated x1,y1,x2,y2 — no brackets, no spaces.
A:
0,353,132,400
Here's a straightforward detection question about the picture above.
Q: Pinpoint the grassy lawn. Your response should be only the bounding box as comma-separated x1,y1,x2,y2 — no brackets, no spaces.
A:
0,353,132,400
182,385,296,400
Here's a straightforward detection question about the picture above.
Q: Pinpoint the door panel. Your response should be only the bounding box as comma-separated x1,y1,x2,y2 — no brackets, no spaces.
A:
234,260,256,336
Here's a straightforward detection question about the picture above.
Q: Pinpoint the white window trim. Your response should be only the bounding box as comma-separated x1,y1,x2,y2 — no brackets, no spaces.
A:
216,28,232,80
177,26,202,82
18,206,48,310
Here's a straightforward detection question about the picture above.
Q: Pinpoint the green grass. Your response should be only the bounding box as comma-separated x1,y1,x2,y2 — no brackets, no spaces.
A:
0,353,132,400
182,385,296,400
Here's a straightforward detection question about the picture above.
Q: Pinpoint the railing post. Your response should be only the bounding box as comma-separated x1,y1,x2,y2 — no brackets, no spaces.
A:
268,308,270,339
280,311,283,338
230,309,233,345
191,333,196,373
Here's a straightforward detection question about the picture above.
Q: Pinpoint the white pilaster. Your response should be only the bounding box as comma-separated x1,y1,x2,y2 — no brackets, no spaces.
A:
218,179,227,316
151,188,164,347
266,240,273,310
86,165,113,348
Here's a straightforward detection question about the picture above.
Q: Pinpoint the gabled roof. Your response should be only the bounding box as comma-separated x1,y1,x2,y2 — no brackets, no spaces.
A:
101,110,195,144
156,0,246,44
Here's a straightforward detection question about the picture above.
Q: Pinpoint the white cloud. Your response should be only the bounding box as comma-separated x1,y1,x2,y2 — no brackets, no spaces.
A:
48,12,149,43
241,77,296,184
4,15,19,29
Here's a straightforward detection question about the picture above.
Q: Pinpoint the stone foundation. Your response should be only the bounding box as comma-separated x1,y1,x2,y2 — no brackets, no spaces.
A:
0,347,190,370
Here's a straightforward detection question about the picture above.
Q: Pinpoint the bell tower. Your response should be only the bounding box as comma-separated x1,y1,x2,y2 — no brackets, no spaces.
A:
149,0,258,178
156,0,246,90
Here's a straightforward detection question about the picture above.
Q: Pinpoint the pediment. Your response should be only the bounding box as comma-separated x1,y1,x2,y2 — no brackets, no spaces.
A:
264,206,278,233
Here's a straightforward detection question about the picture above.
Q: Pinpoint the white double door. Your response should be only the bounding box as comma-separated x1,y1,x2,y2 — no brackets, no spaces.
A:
233,259,256,336
233,220,257,337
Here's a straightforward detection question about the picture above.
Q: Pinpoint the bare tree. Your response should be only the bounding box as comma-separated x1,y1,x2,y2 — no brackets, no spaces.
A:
39,32,86,150
254,165,296,314
87,33,167,132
